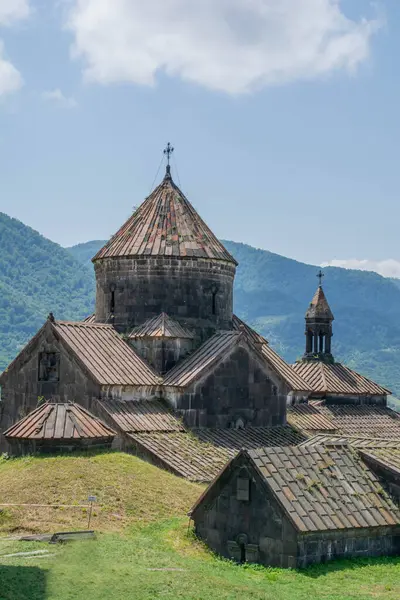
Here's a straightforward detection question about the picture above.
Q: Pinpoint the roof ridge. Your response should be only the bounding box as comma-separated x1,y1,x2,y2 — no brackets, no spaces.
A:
320,362,328,392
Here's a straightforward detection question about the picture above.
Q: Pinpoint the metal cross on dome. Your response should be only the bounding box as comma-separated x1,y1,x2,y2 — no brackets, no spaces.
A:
317,269,324,286
163,142,174,166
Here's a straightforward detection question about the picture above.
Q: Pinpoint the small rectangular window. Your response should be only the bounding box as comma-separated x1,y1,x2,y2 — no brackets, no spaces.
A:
38,352,60,382
237,477,250,501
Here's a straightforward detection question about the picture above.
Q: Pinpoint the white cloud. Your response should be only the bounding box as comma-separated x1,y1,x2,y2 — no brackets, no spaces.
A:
0,0,30,25
322,259,400,279
0,0,30,96
66,0,380,94
42,88,78,109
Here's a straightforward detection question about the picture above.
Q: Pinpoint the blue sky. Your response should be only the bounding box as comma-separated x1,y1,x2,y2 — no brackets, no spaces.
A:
0,1,400,275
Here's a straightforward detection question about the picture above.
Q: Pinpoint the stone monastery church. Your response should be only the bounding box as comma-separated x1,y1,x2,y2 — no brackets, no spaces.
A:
3,154,400,568
0,158,399,473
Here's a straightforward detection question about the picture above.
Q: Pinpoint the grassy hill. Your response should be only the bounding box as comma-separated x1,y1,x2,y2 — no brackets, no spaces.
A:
68,239,400,401
0,452,399,600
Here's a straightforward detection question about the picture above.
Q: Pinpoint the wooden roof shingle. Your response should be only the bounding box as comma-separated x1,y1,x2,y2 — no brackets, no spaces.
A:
93,172,237,264
128,313,194,340
53,321,161,387
96,399,184,433
4,402,116,441
191,445,400,531
292,360,390,396
128,426,307,482
288,403,400,439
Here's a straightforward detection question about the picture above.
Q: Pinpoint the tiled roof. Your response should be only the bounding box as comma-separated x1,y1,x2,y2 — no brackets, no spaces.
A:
83,314,96,323
96,399,184,433
128,426,307,482
287,403,337,433
300,434,400,449
315,404,400,438
360,448,400,473
292,360,390,396
163,331,240,387
52,321,160,387
129,313,194,340
129,432,228,482
4,402,116,441
305,286,334,320
288,403,400,438
93,172,237,264
232,316,311,392
247,445,400,532
194,426,306,449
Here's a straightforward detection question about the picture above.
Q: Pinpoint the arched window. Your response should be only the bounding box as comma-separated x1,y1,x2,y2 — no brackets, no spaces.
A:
110,284,116,315
211,287,218,315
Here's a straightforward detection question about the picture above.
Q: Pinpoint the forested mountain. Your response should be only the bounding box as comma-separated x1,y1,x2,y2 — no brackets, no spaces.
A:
69,239,400,402
0,213,95,370
1,214,400,405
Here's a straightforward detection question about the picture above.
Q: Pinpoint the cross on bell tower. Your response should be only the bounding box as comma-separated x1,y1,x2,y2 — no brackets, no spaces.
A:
303,271,335,362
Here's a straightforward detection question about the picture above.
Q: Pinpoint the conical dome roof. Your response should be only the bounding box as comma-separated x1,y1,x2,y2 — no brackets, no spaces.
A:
305,286,334,320
93,169,237,264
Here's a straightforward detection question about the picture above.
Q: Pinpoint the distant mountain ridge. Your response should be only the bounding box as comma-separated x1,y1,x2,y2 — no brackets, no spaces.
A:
0,212,399,407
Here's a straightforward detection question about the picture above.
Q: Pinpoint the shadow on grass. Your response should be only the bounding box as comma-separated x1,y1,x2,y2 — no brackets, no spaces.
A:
303,554,400,578
0,564,46,600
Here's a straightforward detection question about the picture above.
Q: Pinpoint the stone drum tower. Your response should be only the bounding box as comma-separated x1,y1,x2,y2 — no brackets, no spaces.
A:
93,147,237,342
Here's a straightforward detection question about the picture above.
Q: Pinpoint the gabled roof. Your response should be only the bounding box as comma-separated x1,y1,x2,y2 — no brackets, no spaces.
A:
163,331,240,387
93,171,237,264
292,360,390,396
4,402,115,441
191,445,400,531
52,321,160,387
288,402,400,439
96,399,184,433
232,315,311,393
305,285,334,320
129,313,194,340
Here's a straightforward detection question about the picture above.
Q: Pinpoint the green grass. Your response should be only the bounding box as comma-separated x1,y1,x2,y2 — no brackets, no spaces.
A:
1,520,400,600
0,452,202,534
1,453,400,600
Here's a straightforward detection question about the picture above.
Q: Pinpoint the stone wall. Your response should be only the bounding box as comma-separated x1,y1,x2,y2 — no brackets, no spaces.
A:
0,324,100,452
167,345,288,428
297,527,400,568
130,337,193,373
94,256,235,341
192,453,400,569
324,394,387,406
192,453,299,568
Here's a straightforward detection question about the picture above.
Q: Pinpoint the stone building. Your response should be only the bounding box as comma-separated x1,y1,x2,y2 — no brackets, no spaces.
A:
4,401,115,455
190,445,400,568
0,164,310,453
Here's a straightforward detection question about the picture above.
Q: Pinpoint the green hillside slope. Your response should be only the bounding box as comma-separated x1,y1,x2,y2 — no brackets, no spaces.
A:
1,453,399,600
68,239,400,400
0,213,95,370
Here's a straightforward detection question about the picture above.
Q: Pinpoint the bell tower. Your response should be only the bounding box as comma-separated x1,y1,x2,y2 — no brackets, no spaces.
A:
303,270,334,362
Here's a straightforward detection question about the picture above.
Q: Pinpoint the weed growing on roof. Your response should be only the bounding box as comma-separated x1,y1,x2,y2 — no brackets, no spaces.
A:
306,479,321,492
295,472,305,480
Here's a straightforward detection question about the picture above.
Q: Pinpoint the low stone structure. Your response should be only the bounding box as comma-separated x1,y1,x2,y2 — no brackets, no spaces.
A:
4,401,115,454
190,445,400,568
